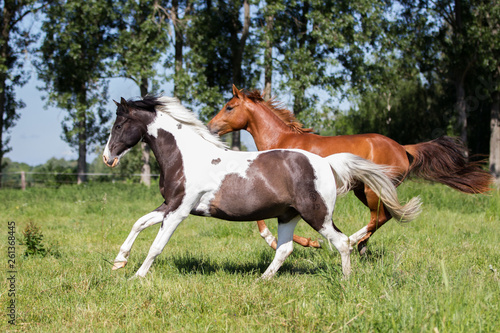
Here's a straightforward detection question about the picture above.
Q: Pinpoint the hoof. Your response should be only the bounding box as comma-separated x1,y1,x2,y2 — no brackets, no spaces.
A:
309,238,322,248
358,242,368,256
112,261,127,270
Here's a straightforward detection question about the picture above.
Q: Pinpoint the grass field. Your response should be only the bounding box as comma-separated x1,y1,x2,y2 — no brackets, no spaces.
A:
1,181,499,332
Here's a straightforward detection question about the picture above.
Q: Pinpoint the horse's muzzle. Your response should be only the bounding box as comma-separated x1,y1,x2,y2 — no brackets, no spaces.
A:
207,123,227,136
103,155,119,168
207,123,218,135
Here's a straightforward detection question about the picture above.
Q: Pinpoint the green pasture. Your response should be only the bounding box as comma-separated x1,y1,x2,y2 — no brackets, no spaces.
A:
1,182,499,332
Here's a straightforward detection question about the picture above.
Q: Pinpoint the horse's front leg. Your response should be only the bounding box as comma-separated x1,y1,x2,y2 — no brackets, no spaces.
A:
134,208,190,278
257,220,277,250
260,216,300,280
113,203,167,270
257,220,321,250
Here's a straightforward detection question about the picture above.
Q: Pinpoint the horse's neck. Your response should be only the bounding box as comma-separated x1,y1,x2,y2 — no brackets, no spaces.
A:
145,115,218,174
247,103,294,150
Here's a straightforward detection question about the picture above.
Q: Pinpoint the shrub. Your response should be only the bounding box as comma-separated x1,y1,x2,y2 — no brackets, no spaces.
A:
22,221,47,257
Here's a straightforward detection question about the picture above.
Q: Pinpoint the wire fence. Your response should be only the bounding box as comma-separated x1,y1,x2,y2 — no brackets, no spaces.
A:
0,171,161,189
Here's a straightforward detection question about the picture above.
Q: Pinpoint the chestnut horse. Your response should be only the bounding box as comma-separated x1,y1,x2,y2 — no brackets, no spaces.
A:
207,86,493,254
103,96,421,279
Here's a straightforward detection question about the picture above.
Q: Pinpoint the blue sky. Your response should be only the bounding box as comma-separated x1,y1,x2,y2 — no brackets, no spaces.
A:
8,76,139,166
7,75,257,166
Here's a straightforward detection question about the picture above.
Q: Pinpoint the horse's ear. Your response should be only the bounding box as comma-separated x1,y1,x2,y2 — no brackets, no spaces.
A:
119,97,129,113
232,84,241,99
113,99,120,107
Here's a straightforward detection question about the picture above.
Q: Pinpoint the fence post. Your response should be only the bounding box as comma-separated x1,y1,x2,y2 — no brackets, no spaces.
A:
21,171,26,191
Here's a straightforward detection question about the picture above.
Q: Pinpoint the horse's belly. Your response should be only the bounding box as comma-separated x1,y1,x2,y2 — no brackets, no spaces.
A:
191,149,325,222
209,195,291,221
191,187,291,221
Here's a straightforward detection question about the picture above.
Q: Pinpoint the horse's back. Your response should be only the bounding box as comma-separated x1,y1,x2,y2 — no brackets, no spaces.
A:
282,132,409,174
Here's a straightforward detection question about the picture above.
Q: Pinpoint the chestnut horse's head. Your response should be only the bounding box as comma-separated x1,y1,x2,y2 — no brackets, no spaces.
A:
103,97,156,168
207,85,250,136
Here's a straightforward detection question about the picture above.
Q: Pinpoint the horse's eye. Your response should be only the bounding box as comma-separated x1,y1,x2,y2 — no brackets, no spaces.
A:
226,105,233,112
115,124,122,130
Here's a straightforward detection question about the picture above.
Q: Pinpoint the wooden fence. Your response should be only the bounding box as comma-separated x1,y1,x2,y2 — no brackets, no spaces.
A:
0,171,160,189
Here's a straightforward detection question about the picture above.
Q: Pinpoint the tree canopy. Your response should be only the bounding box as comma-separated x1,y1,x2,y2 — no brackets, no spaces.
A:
0,0,41,180
3,0,499,181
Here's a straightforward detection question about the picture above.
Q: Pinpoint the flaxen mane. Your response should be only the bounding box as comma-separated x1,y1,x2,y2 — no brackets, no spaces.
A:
245,90,314,134
128,95,228,149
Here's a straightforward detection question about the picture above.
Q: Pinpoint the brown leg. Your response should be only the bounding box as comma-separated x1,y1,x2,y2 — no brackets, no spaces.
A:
256,220,320,250
257,220,277,250
293,235,321,248
356,187,392,255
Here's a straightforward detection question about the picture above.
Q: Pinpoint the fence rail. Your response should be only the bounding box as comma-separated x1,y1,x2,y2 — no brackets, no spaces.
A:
0,171,160,189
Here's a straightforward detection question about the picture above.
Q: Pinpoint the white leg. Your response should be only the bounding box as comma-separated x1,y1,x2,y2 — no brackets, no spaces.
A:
318,223,352,277
113,208,166,270
134,210,188,278
260,226,278,248
348,226,369,250
260,216,300,280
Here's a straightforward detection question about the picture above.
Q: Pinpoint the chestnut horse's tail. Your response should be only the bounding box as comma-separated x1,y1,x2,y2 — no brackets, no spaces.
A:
404,136,493,194
326,153,422,223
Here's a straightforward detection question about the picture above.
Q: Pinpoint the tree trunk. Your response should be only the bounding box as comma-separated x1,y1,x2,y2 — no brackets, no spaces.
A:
490,90,500,183
0,2,13,185
172,0,184,98
205,0,214,88
263,14,273,101
77,109,87,184
456,77,468,146
139,77,151,186
230,0,250,151
0,72,5,188
453,0,468,146
140,142,151,186
292,1,309,116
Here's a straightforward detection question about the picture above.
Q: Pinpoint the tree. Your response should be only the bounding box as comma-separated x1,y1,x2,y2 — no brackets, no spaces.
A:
179,0,259,150
113,0,170,186
0,0,41,182
38,0,119,183
332,0,450,143
227,0,250,150
170,0,192,99
272,0,322,117
263,0,393,130
471,0,500,181
261,5,275,101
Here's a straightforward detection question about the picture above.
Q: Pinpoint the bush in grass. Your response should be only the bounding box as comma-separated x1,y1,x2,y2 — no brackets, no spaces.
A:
22,221,61,258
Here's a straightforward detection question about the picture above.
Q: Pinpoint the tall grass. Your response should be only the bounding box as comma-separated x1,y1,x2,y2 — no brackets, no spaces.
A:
1,182,499,332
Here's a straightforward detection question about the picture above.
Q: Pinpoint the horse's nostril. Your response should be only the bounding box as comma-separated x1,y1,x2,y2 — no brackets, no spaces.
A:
103,155,108,164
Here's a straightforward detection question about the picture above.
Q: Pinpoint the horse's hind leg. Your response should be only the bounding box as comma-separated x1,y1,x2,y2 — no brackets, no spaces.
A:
113,203,167,270
305,215,352,277
320,223,352,277
352,186,392,255
260,216,300,280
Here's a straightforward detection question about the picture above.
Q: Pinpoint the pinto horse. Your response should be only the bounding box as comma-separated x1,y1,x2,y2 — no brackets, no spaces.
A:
207,85,493,254
102,96,421,279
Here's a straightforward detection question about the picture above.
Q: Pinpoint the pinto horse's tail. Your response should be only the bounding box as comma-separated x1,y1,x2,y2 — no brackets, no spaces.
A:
325,153,422,223
404,136,493,194
326,153,421,222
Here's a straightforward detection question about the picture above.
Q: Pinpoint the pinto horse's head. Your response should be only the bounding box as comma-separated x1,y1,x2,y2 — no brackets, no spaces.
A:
103,97,150,168
207,85,250,136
